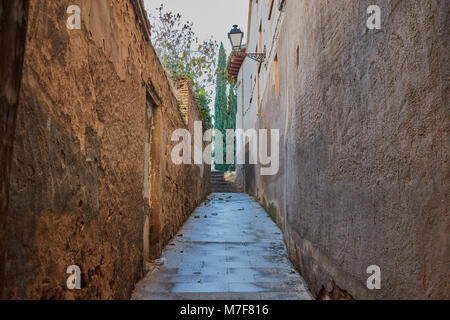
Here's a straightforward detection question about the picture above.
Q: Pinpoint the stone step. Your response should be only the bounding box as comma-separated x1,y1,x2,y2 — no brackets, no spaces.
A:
210,184,242,189
210,183,243,188
210,187,244,192
210,181,234,186
210,172,225,176
210,185,242,190
209,179,227,183
209,180,229,184
209,172,242,193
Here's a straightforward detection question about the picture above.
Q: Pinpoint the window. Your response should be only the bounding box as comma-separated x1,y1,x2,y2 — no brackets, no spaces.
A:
274,54,279,95
268,0,275,20
296,46,299,68
249,75,253,103
258,22,262,54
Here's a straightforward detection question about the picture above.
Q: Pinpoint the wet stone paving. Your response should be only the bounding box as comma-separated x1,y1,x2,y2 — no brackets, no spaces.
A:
132,193,313,300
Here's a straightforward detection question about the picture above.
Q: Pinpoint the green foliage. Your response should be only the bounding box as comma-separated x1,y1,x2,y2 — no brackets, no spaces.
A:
214,47,238,171
226,80,237,171
227,80,237,128
149,4,217,128
214,43,228,171
262,196,282,229
195,87,212,129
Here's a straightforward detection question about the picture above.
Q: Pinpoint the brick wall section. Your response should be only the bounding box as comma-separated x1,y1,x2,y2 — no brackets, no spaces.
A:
175,80,191,124
3,0,209,299
174,79,208,130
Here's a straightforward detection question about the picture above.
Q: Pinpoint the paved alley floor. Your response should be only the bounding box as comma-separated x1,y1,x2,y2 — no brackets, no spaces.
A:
132,193,313,300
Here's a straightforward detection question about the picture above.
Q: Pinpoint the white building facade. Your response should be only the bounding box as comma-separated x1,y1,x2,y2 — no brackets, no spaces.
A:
233,0,286,193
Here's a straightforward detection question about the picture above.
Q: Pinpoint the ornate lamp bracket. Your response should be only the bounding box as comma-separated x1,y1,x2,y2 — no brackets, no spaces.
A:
233,47,266,64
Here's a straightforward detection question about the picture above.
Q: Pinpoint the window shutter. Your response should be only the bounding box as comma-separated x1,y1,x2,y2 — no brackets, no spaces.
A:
268,0,275,20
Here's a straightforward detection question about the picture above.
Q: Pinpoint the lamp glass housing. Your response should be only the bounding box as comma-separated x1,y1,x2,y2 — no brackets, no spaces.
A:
228,25,244,51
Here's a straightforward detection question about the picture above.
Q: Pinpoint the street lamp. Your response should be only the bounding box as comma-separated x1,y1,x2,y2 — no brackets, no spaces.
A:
227,25,266,63
228,25,244,51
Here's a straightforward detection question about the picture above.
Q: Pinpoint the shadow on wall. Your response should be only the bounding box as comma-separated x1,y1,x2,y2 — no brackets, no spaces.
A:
0,0,29,299
243,142,256,195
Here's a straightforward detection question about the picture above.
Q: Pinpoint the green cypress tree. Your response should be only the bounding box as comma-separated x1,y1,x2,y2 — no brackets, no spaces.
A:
226,81,238,171
214,43,228,171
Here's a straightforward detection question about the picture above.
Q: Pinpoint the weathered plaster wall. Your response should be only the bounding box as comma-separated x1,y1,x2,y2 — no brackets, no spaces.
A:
4,0,209,299
246,0,449,299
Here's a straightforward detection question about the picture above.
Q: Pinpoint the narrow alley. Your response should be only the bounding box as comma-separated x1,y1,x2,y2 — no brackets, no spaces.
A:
132,192,312,300
1,0,448,303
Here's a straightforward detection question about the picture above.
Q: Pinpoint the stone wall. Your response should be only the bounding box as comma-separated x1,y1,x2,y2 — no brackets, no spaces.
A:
175,80,191,124
3,0,209,299
245,0,449,299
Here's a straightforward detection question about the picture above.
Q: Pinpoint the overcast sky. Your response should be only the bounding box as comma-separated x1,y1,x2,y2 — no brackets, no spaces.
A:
143,0,249,53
